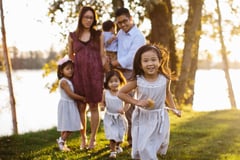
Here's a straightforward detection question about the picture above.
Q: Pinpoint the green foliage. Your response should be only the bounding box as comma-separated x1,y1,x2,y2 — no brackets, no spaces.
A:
42,58,59,93
42,61,56,77
1,110,240,160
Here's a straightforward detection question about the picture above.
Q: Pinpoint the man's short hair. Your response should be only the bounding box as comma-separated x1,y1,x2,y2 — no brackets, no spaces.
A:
115,8,131,18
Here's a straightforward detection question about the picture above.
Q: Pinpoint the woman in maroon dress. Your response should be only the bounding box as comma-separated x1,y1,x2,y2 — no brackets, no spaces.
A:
68,6,107,149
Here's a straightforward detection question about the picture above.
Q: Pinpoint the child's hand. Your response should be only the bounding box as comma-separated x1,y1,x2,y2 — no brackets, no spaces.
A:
80,96,86,102
173,109,181,117
136,99,150,109
100,106,105,112
111,35,117,41
118,109,124,114
147,98,155,108
165,106,181,117
99,103,105,111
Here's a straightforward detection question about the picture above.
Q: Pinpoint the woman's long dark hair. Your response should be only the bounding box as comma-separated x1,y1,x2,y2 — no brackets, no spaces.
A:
75,6,100,43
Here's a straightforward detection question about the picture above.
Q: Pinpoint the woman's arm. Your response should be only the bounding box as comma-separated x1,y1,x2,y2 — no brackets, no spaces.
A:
99,90,106,111
61,80,85,102
100,32,105,58
68,34,74,61
100,32,110,71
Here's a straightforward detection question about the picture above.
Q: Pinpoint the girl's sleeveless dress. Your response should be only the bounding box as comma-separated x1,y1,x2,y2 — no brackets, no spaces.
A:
103,90,128,142
70,31,104,103
57,78,82,131
132,74,170,160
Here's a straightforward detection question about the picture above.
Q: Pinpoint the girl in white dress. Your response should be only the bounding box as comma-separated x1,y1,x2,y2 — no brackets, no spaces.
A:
56,57,85,151
118,44,181,160
101,69,129,158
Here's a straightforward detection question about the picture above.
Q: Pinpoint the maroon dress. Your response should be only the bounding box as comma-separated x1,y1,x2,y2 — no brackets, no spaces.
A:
70,31,104,103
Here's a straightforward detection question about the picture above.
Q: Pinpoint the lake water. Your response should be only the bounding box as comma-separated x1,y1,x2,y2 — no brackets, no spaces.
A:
0,69,240,136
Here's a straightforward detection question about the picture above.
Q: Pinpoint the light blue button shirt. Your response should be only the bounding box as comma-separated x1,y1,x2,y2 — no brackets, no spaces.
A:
117,25,146,70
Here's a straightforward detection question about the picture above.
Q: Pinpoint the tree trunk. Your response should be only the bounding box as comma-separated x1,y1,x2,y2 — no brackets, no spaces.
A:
147,0,177,75
216,0,237,109
0,0,18,134
175,0,203,106
112,0,124,12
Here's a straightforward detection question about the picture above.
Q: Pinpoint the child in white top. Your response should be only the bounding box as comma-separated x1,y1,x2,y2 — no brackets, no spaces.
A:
118,44,181,160
56,57,85,151
102,20,118,63
100,69,129,158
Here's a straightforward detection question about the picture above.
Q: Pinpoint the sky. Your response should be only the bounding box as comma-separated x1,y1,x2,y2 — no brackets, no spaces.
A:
2,0,63,52
1,0,240,62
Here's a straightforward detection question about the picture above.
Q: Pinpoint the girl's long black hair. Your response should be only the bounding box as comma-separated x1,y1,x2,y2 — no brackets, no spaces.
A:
104,69,126,89
131,44,177,81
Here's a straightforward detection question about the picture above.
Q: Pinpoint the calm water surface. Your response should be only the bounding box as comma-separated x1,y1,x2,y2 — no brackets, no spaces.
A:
0,69,239,136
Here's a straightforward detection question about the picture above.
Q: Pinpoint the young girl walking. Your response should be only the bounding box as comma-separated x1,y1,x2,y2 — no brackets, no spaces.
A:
101,69,129,158
117,44,181,160
56,57,85,151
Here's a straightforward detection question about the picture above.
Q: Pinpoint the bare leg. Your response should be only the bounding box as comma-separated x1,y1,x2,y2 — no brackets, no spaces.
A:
109,140,117,158
78,103,87,149
88,103,100,149
125,104,134,147
116,141,121,148
61,131,72,141
57,131,71,151
110,140,116,152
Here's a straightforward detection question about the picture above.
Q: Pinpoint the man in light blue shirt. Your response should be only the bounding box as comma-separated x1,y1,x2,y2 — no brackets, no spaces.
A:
111,8,146,80
111,8,146,148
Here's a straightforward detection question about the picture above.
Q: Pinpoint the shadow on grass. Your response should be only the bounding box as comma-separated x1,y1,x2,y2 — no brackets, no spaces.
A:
163,109,240,160
1,110,240,160
0,120,132,160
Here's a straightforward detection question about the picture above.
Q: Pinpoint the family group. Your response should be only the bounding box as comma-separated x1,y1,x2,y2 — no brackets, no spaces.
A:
55,6,181,160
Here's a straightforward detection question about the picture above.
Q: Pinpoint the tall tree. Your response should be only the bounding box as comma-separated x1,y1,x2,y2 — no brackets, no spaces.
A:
175,0,203,105
144,0,177,74
0,0,18,134
216,0,236,109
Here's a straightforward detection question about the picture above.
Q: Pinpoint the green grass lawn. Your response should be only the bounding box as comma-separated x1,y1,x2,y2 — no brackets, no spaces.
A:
1,109,240,160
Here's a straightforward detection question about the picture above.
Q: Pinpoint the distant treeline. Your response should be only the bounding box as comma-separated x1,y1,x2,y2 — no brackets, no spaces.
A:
11,57,47,69
1,54,240,70
0,57,48,70
0,47,58,70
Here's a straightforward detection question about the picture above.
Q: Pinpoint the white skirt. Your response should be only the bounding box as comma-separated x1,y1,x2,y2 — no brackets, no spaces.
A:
103,111,128,142
57,99,82,131
131,107,170,160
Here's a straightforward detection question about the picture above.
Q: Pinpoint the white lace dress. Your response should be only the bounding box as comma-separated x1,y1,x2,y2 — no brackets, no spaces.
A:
131,74,170,160
57,78,82,131
103,90,128,142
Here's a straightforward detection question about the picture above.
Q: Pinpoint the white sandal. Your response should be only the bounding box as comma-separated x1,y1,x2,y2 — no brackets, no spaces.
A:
56,137,70,151
56,137,64,151
109,151,117,158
